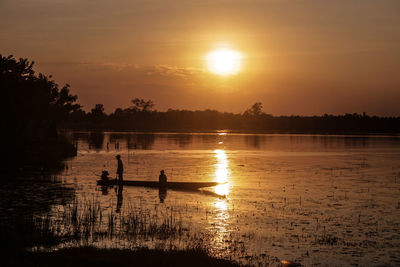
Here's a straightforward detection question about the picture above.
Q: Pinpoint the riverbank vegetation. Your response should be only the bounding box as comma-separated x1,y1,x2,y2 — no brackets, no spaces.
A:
1,54,79,170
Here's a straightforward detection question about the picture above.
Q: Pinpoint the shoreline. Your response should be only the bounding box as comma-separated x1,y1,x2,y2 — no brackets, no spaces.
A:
13,247,244,267
60,128,400,137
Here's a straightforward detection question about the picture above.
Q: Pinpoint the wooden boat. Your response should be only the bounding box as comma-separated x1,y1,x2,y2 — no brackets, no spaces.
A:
97,179,221,189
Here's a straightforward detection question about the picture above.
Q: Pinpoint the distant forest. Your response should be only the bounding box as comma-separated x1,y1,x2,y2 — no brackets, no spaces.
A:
2,54,400,137
65,102,399,134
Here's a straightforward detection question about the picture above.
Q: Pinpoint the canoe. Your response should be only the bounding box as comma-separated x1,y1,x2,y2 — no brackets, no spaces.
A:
97,179,220,189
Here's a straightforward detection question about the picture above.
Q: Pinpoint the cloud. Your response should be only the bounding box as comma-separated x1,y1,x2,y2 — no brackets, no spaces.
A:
146,64,205,79
40,61,203,79
40,61,139,71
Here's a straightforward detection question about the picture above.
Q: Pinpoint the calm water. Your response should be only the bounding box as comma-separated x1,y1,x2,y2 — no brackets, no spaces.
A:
45,133,400,265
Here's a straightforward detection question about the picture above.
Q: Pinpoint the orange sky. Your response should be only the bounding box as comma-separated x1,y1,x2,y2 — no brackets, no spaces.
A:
1,0,400,115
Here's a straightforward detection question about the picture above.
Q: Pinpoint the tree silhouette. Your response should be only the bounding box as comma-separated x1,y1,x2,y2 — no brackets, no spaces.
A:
90,104,105,117
1,54,80,129
243,102,263,116
130,98,155,112
1,54,80,166
87,104,106,127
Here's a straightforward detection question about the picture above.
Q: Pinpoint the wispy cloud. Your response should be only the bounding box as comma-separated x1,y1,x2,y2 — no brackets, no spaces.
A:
40,61,203,79
40,61,139,70
146,64,204,79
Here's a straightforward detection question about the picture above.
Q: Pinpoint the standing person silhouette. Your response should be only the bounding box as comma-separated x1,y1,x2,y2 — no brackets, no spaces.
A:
159,170,167,186
116,154,124,183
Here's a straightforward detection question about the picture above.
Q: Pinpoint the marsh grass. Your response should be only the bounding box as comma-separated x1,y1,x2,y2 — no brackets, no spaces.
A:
28,197,277,266
32,197,187,247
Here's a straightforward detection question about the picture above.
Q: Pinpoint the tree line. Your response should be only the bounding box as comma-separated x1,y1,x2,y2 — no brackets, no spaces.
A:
64,101,399,133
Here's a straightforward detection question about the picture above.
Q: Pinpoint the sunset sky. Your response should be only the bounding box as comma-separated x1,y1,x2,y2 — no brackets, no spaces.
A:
2,0,399,115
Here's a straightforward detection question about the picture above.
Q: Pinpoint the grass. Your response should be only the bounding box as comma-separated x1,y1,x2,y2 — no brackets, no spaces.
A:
37,197,186,244
23,197,270,266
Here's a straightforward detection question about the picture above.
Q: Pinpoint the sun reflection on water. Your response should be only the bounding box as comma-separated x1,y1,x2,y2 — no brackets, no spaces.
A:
214,199,228,211
213,149,230,196
210,149,231,253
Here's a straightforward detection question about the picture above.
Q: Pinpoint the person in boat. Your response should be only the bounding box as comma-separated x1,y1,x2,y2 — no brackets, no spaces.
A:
101,170,110,181
116,154,124,182
159,170,167,186
100,170,110,195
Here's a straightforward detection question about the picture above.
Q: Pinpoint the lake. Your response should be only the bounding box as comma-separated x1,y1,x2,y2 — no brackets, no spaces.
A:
34,132,400,266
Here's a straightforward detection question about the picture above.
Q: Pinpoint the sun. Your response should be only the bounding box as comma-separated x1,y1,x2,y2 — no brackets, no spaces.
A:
206,49,243,76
